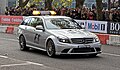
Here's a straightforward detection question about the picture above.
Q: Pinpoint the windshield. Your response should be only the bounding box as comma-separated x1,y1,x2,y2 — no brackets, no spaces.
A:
45,18,82,29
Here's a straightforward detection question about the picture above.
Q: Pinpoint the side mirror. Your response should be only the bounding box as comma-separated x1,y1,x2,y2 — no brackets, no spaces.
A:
36,25,44,30
81,25,85,29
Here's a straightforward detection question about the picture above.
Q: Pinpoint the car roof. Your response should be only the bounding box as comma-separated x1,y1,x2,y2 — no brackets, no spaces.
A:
28,16,71,19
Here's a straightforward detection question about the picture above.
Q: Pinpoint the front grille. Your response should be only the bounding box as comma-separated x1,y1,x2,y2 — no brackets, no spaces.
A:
71,48,95,53
71,38,94,44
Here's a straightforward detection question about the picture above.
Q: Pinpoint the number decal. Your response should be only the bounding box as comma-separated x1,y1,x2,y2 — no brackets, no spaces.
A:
34,34,40,44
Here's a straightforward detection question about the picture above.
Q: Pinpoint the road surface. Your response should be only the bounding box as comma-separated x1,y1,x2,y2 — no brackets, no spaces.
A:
0,33,120,70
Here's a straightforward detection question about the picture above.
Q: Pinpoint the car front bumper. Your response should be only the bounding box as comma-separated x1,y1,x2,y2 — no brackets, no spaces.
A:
55,42,102,55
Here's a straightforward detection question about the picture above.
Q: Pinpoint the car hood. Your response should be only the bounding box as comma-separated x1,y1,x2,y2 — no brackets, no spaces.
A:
48,29,97,38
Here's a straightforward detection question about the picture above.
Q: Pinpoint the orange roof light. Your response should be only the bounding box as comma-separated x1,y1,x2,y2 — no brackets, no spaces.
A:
32,11,56,16
32,11,40,15
50,11,56,15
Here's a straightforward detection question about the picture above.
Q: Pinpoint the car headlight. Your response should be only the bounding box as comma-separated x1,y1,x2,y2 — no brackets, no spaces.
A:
57,37,70,43
94,37,100,42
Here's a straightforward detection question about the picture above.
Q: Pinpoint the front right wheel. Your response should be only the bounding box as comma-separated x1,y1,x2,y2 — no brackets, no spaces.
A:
46,40,56,57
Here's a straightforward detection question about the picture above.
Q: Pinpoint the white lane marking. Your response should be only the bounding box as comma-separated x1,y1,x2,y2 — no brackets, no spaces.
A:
0,63,31,67
102,53,120,57
0,38,18,42
0,55,57,69
0,55,8,58
0,55,45,67
27,61,62,70
27,61,44,66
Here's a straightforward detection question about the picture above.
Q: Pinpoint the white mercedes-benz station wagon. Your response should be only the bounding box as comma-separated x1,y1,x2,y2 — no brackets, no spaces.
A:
17,16,101,57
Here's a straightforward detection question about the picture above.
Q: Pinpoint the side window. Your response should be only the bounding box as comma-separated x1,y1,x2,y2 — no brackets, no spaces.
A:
21,18,30,25
36,18,43,26
28,17,43,27
27,18,36,26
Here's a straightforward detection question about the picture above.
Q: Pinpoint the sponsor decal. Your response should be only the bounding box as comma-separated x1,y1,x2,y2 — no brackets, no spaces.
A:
88,22,105,31
75,20,107,33
0,15,23,25
107,22,120,34
86,20,107,33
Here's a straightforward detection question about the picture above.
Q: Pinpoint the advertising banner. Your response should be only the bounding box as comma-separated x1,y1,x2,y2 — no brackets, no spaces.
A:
107,22,120,35
85,20,107,33
75,20,108,33
0,15,23,25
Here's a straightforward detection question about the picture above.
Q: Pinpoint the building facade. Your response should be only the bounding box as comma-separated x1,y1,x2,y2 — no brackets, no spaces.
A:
84,0,96,9
8,0,16,7
0,0,8,15
0,0,16,15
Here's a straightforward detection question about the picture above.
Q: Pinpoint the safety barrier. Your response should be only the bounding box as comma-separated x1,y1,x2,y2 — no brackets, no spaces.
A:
96,34,109,45
0,15,23,34
6,26,14,34
0,26,7,33
108,35,120,46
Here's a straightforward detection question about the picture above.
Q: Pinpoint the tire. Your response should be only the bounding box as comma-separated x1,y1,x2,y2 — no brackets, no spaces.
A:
46,40,56,57
19,35,29,51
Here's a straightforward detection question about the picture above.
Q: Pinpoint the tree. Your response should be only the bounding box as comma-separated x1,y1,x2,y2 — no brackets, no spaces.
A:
52,0,72,8
96,0,103,20
19,0,30,7
76,0,85,8
119,0,120,6
45,0,53,10
34,0,42,2
113,0,115,7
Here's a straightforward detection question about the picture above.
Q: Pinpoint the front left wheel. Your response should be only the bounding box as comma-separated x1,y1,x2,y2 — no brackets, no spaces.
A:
19,36,29,51
46,40,56,57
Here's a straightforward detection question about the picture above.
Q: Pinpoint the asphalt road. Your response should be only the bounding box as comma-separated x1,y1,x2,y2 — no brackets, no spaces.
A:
0,33,120,70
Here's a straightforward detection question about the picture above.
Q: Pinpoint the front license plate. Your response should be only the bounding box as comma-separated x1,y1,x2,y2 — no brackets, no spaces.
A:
84,45,91,48
77,45,91,48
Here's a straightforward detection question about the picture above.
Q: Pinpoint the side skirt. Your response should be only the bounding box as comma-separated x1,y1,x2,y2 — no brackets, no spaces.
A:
26,44,46,51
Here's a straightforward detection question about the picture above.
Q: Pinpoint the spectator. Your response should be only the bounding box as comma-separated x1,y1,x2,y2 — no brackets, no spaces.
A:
5,5,120,22
88,11,94,20
5,7,9,15
92,9,97,20
102,10,106,21
61,6,66,16
109,10,113,21
112,10,118,22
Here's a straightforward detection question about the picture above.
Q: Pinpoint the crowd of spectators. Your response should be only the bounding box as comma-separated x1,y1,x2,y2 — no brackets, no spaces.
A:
5,5,120,22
